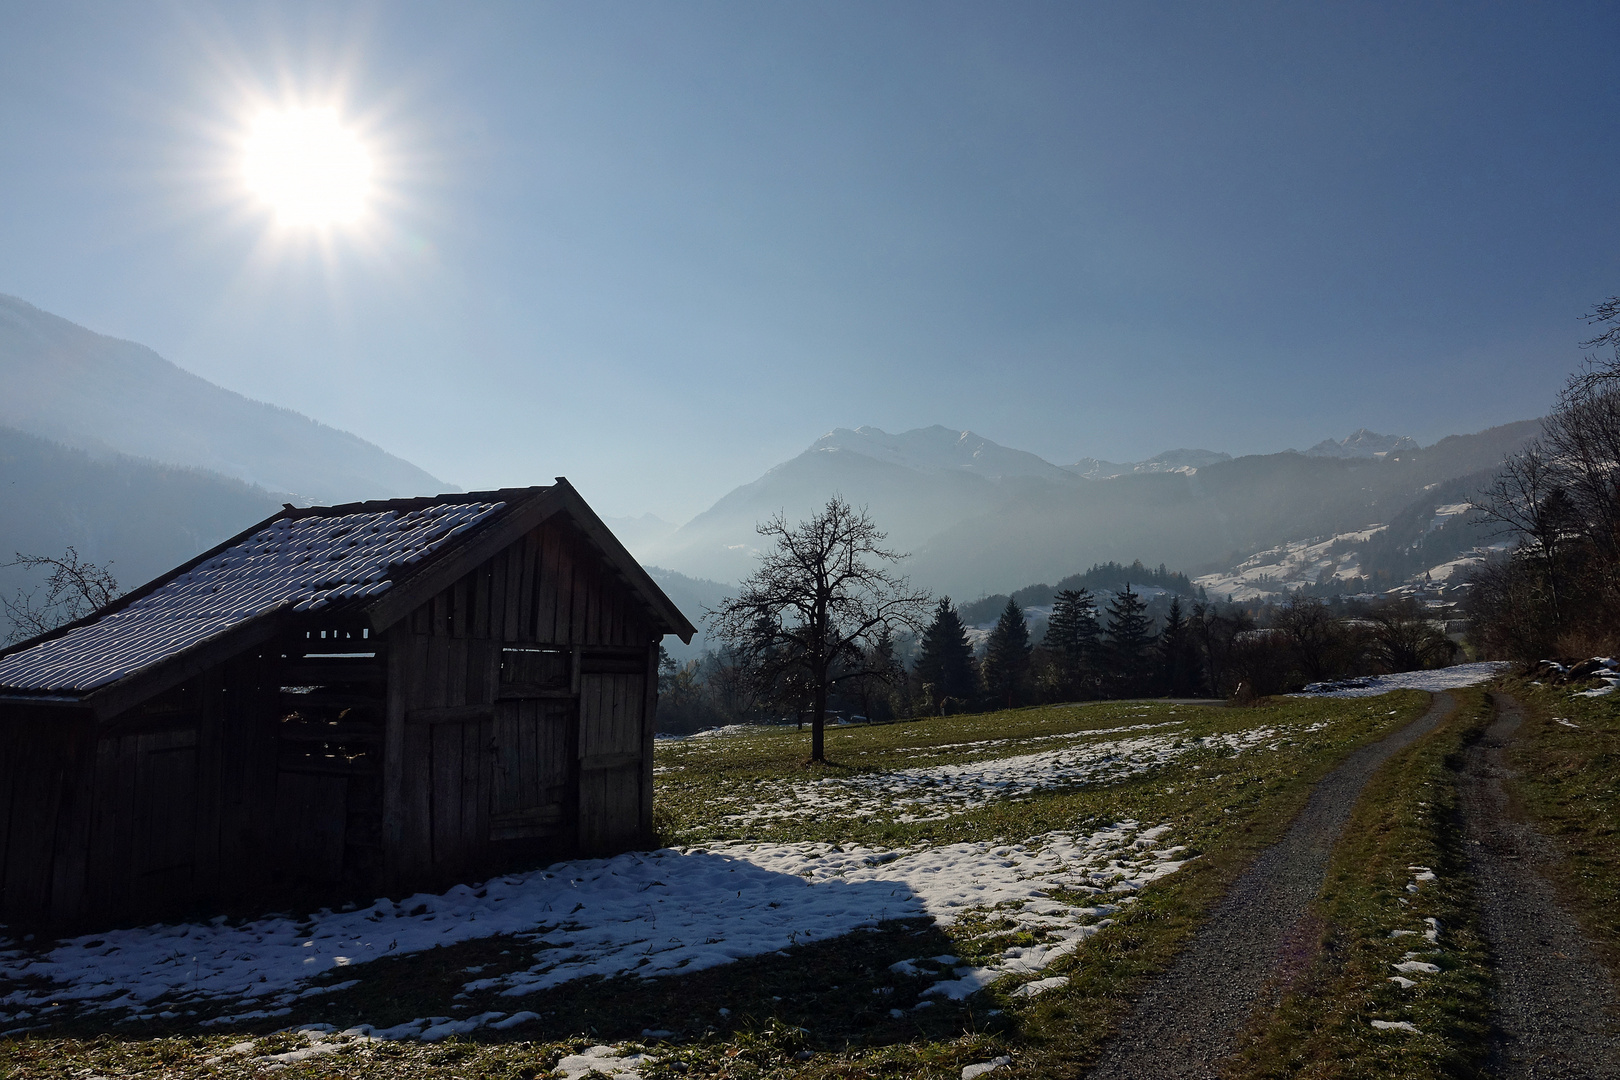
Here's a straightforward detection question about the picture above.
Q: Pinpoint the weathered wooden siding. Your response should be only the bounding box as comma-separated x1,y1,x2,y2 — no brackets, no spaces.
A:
0,509,670,927
0,629,387,927
386,517,657,881
0,708,93,923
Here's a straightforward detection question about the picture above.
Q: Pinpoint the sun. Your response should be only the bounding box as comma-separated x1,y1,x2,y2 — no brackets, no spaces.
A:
243,108,373,228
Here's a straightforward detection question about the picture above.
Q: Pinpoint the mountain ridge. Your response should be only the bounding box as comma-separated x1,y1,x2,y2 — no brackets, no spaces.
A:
0,293,447,504
642,420,1541,597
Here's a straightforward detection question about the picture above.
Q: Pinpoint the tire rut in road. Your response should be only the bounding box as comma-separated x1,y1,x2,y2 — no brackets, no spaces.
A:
1461,693,1620,1079
1087,693,1456,1080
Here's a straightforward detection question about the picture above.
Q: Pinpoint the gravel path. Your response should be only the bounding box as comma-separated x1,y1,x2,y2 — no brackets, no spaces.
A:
1087,693,1456,1079
1460,692,1620,1079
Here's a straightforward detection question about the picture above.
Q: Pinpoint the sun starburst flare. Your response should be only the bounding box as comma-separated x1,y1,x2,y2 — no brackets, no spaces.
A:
243,107,372,228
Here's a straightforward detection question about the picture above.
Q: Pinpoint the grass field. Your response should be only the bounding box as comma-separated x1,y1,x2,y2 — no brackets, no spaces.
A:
0,694,1434,1080
1500,679,1620,974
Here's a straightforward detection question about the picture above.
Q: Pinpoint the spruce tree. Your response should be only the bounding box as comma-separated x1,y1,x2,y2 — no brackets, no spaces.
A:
1156,596,1201,696
982,597,1033,708
1103,584,1154,697
915,597,977,714
1043,588,1099,700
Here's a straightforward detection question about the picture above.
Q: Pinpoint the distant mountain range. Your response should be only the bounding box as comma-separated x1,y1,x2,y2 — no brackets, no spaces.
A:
0,293,1541,647
0,293,445,504
0,294,450,638
1068,448,1233,480
640,421,1540,602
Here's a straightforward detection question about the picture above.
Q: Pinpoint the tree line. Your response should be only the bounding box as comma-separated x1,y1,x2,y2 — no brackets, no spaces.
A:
660,496,1460,755
1467,293,1620,662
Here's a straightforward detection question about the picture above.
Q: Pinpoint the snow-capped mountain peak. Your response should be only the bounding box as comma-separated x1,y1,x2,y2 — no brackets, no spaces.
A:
1304,428,1419,459
805,425,1074,481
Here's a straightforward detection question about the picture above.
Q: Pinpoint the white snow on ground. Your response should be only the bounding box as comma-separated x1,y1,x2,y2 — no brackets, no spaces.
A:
1296,662,1510,698
720,721,1303,827
0,822,1186,1031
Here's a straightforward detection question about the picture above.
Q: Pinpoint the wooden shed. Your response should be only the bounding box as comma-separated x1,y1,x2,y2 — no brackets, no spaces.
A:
0,481,695,928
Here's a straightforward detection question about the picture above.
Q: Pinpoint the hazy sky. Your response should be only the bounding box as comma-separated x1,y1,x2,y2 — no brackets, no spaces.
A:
1,2,1615,521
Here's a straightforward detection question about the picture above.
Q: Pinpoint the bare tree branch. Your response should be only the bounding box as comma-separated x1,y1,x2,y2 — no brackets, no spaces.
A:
2,547,121,645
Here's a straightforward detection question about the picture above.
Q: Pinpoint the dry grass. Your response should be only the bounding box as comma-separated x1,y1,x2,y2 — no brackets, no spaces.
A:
1502,679,1620,973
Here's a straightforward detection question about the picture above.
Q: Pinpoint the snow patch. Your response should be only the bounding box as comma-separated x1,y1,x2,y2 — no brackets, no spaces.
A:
0,823,1187,1026
1296,662,1508,697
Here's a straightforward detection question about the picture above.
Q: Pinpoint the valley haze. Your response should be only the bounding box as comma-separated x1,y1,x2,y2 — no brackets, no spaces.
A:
0,293,1535,645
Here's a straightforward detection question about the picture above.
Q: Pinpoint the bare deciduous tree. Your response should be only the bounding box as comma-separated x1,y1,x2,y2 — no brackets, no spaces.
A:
1274,594,1349,684
707,497,928,762
2,548,121,644
1366,598,1456,673
1470,442,1579,626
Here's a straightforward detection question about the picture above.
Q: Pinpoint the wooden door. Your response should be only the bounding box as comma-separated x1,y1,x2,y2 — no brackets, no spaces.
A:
427,714,493,870
577,671,646,851
489,700,576,840
85,726,200,914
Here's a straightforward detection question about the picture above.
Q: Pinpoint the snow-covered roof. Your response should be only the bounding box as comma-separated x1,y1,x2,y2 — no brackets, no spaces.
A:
0,500,506,696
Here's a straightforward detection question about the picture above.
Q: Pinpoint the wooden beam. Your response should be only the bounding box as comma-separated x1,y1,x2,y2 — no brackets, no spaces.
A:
405,704,494,726
641,641,658,837
495,683,577,701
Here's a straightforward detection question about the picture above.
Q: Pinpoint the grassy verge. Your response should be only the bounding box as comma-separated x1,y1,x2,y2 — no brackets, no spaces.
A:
0,694,1433,1079
1224,689,1494,1079
1500,679,1620,972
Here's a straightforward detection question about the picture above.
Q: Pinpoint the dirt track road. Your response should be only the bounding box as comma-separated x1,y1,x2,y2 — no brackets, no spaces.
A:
1086,693,1456,1080
1460,693,1620,1079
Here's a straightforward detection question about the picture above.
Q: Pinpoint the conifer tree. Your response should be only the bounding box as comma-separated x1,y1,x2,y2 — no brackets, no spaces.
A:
1043,587,1099,700
915,597,977,714
1156,596,1201,696
1103,584,1155,697
982,597,1033,707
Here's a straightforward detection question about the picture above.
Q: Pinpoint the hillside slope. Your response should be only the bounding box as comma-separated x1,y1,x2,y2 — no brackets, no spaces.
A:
0,294,445,504
0,426,283,638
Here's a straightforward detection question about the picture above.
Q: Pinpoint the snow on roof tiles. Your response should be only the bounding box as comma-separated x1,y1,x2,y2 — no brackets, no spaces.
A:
0,501,506,696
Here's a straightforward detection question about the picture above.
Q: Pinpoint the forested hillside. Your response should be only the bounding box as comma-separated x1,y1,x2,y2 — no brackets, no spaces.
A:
0,426,281,639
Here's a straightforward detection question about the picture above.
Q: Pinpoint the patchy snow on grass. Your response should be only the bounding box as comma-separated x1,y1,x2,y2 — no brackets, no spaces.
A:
720,722,1301,827
1371,1019,1421,1033
1296,662,1509,698
0,823,1186,1031
962,1055,1012,1078
555,1044,649,1079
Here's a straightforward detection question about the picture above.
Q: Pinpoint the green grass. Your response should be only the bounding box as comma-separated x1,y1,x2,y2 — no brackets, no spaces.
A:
1500,678,1620,972
1225,688,1495,1079
0,694,1435,1079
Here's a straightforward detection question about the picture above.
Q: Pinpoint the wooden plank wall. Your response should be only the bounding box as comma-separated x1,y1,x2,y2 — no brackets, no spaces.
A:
0,640,390,928
402,518,653,648
0,709,93,923
387,518,659,882
578,671,647,852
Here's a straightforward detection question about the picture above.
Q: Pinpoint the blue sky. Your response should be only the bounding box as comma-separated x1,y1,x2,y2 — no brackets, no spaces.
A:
1,2,1615,521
